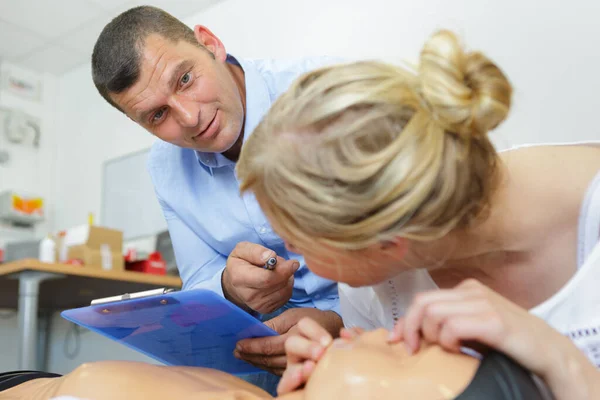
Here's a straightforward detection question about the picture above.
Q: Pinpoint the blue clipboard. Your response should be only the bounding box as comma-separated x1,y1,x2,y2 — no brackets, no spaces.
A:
60,289,278,375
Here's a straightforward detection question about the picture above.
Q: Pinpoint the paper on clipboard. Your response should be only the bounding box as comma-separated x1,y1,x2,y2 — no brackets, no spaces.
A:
60,289,278,375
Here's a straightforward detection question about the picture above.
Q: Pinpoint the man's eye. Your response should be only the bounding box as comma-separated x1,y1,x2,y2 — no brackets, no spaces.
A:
152,107,167,123
180,72,191,86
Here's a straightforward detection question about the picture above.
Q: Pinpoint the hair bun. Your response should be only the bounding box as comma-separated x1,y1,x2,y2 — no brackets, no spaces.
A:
418,30,512,138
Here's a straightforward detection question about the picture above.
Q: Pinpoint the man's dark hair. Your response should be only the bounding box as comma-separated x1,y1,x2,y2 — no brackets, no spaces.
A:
92,6,199,112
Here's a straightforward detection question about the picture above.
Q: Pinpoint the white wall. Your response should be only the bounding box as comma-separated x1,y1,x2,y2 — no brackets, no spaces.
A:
35,0,600,372
192,0,600,149
52,65,156,231
0,62,59,241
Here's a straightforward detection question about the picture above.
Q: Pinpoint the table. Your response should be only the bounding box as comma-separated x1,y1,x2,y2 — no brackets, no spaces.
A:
0,259,182,370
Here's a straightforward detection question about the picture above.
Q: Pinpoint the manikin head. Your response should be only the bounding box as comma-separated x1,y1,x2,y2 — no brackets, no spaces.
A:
294,329,551,400
304,329,478,400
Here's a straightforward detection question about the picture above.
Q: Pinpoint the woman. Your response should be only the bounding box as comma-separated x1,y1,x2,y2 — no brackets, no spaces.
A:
236,29,600,399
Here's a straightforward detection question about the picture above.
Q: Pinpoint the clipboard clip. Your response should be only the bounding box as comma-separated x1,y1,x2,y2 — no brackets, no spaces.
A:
91,288,177,305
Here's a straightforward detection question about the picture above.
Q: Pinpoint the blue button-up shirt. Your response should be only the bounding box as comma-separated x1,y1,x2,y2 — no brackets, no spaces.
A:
148,56,341,316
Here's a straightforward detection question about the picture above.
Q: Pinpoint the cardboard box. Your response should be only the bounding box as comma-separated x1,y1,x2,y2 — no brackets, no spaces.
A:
58,225,124,271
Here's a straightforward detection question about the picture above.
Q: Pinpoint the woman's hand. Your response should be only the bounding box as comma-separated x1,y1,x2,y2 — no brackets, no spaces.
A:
277,316,337,395
388,279,600,400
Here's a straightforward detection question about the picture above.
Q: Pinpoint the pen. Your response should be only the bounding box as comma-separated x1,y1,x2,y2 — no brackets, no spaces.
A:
91,288,176,305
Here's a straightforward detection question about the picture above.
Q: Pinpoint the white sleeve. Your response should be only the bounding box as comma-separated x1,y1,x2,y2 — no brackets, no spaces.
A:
339,283,379,330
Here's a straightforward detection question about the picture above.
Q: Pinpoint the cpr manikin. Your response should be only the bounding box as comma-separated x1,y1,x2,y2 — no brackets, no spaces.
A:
305,329,478,399
1,329,551,400
305,329,552,400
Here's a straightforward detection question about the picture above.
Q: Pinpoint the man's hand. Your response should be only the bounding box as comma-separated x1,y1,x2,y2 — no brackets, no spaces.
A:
222,242,299,314
234,308,344,376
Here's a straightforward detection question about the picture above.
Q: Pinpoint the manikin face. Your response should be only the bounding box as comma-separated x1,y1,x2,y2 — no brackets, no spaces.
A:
303,329,480,400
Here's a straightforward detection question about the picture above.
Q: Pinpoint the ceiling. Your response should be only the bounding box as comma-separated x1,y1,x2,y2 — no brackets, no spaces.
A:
0,0,224,75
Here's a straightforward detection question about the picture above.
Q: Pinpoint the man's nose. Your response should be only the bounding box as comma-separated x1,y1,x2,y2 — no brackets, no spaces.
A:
169,97,200,128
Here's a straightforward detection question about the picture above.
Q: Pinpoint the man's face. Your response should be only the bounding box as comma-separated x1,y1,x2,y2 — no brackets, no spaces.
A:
111,31,244,153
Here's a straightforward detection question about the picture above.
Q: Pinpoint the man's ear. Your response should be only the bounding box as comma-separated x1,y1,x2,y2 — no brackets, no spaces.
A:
193,25,227,62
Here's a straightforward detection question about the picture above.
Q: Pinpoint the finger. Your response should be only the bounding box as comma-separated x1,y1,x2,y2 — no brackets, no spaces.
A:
420,300,482,344
420,310,443,345
253,295,290,315
260,274,294,300
388,318,405,343
241,364,285,376
285,335,326,364
277,364,305,395
422,299,493,345
264,311,299,334
264,258,300,286
340,327,365,340
230,242,277,267
438,314,504,353
403,290,470,353
250,279,294,314
235,352,287,370
301,360,317,382
457,278,488,294
230,242,300,279
264,313,289,334
235,258,300,290
236,335,287,356
296,317,333,347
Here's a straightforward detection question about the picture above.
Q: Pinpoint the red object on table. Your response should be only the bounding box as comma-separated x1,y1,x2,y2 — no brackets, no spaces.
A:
126,251,167,275
124,248,138,263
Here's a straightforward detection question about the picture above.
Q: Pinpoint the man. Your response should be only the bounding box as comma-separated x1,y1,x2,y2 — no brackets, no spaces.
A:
90,5,342,391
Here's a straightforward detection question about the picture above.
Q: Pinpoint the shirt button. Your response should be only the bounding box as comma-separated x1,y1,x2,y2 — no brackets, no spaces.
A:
259,227,267,234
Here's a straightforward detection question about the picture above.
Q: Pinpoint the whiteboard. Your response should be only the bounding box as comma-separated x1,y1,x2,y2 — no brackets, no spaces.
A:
101,148,167,240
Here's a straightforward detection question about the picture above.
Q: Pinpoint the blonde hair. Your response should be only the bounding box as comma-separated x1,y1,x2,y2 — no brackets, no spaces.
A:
237,30,512,252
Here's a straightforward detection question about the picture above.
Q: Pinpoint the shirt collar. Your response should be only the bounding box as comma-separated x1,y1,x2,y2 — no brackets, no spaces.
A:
195,54,273,173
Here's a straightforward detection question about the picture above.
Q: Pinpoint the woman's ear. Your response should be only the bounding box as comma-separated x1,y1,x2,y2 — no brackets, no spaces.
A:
380,237,409,260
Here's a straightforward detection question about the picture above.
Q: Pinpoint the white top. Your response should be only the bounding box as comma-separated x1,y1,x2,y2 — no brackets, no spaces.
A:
530,230,600,367
340,141,600,365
